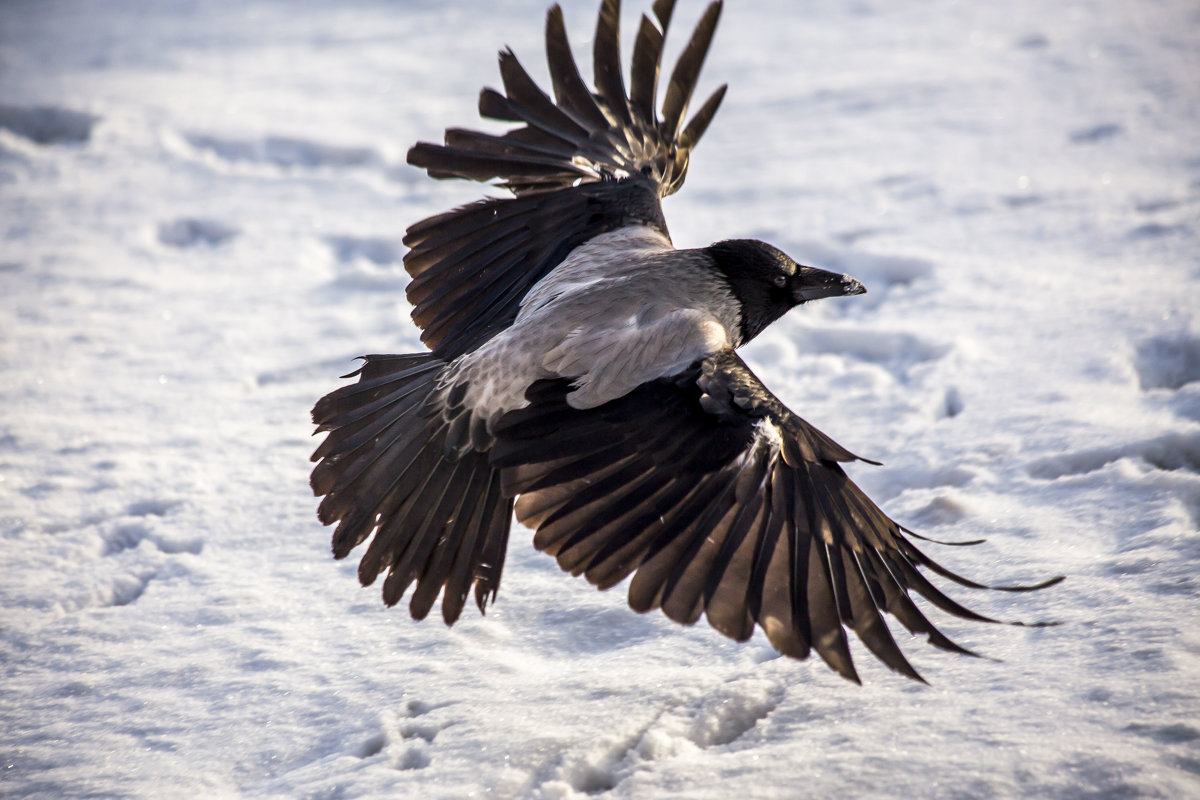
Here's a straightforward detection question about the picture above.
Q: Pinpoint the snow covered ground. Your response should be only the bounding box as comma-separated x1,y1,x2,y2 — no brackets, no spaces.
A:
2,0,1199,796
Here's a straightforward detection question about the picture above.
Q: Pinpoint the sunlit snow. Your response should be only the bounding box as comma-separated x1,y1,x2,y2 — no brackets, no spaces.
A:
2,1,1198,797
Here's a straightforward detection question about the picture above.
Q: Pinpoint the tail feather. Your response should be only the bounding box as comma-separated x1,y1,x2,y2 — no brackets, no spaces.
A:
311,353,514,623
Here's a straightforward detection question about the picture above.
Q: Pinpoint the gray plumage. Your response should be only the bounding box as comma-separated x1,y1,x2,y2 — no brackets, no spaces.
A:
310,0,1061,683
447,226,740,421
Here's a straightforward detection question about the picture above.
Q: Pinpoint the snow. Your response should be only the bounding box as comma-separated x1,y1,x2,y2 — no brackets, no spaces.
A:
2,0,1198,797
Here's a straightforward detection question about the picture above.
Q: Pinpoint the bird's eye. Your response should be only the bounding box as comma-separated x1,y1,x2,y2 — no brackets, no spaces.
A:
773,274,788,288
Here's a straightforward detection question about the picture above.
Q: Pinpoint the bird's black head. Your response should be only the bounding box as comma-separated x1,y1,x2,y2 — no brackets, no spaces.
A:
706,239,866,344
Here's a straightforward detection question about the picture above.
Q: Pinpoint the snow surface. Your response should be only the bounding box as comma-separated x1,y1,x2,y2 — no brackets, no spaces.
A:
2,0,1199,797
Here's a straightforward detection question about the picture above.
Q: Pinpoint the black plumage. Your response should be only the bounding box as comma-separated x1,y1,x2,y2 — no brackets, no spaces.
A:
311,0,1060,682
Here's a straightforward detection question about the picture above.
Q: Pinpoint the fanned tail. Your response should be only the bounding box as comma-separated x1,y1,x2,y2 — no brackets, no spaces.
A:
407,0,727,197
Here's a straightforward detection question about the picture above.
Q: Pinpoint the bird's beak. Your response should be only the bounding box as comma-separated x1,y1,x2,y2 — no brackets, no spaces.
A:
793,265,867,303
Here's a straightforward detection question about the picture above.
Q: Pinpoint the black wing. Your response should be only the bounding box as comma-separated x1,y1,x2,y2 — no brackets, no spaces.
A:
490,349,1062,683
310,353,515,624
404,0,727,360
408,0,725,196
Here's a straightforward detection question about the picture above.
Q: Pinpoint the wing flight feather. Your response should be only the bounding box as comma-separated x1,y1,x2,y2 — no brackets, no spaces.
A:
490,349,1061,681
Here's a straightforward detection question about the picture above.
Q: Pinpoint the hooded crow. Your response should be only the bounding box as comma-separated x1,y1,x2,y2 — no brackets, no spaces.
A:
311,0,1060,683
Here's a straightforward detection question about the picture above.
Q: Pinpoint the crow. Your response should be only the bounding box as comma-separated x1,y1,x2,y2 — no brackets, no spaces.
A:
310,0,1060,683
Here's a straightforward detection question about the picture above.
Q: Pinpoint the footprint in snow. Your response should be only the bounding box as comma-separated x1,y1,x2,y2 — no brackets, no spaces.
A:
552,679,785,795
874,171,940,202
324,235,402,267
1016,34,1049,50
1001,193,1044,209
1068,123,1123,145
1124,722,1200,745
0,104,98,145
101,519,202,558
1133,330,1200,421
171,129,383,171
323,234,406,290
791,326,950,382
1135,331,1200,392
157,218,239,248
940,385,964,419
1135,199,1183,214
1025,430,1200,480
1127,222,1193,241
100,498,201,557
357,699,457,771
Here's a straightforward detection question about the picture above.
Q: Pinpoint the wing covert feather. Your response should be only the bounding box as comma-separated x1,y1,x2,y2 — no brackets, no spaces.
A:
402,2,727,359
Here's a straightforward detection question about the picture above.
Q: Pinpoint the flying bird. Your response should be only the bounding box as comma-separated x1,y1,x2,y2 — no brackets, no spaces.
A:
311,0,1059,683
